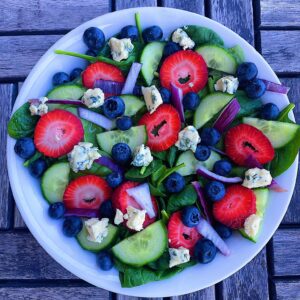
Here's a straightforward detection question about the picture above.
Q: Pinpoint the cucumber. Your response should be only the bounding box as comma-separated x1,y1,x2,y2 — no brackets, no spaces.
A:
96,125,147,153
140,42,165,86
120,95,145,116
176,150,221,176
194,92,234,129
243,117,300,149
48,104,78,115
196,45,238,74
41,162,70,204
229,45,245,65
77,224,119,252
47,84,86,99
112,220,168,267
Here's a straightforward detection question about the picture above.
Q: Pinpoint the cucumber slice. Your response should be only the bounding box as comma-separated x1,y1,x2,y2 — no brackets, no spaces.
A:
243,117,300,149
77,224,119,252
112,220,168,267
46,84,86,99
96,125,147,153
41,162,70,204
194,92,234,129
48,104,78,115
120,95,146,116
140,42,165,86
176,150,221,176
196,45,238,74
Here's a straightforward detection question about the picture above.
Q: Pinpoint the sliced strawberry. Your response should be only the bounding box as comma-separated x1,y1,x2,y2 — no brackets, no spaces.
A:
160,50,208,95
111,181,158,228
82,62,125,89
138,104,181,152
63,175,112,210
213,185,256,229
34,109,84,158
225,124,275,166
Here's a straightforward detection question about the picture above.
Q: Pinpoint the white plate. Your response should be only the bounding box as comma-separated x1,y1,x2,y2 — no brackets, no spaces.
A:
7,7,298,297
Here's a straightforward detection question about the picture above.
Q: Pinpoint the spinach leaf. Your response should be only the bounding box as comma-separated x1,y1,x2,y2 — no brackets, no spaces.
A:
23,152,42,167
198,86,208,99
152,151,168,161
235,90,262,118
228,45,245,64
148,251,170,271
151,165,167,185
70,161,111,179
157,163,185,186
167,146,178,168
278,103,295,123
81,118,103,145
125,160,163,181
149,183,166,197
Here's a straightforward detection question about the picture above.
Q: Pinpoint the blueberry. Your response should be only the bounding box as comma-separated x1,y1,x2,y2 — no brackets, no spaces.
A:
183,92,200,111
237,62,258,83
182,206,201,227
214,223,232,239
159,87,171,104
194,238,217,264
244,78,266,99
106,171,123,188
48,202,65,219
97,250,114,271
119,25,139,41
205,181,226,202
99,200,115,219
116,116,132,131
163,42,181,57
142,26,163,43
259,103,280,120
70,68,83,81
14,137,36,159
164,172,185,193
28,158,47,178
200,128,221,146
85,49,98,57
52,72,70,86
213,160,232,176
63,216,83,237
111,143,132,166
83,27,105,51
102,96,125,119
194,144,211,161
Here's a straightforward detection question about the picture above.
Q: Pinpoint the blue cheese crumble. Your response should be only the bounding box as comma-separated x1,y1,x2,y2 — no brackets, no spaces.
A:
123,206,146,231
242,168,272,189
85,218,109,243
244,214,262,238
114,209,124,225
169,247,190,268
109,37,134,62
29,97,48,116
132,144,153,167
141,85,163,114
81,88,104,108
175,125,201,153
172,28,195,50
214,76,239,94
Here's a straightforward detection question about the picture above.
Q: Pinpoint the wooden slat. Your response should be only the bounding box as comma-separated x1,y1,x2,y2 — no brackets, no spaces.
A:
272,229,300,276
0,0,110,33
260,0,300,27
161,0,205,15
209,0,254,45
115,0,157,10
14,206,27,228
172,288,215,300
116,296,162,300
274,280,300,300
261,31,300,74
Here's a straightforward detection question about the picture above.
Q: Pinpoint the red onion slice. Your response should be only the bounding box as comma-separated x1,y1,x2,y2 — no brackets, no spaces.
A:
94,79,142,96
94,157,123,174
121,62,142,94
269,179,287,192
244,155,263,169
170,83,185,122
64,208,100,218
196,165,242,183
261,79,290,94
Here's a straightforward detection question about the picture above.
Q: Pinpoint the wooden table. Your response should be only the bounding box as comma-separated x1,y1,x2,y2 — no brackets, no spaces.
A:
1,1,300,299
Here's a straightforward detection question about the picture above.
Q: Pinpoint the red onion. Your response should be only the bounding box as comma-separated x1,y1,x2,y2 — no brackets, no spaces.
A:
94,79,142,96
261,79,290,94
64,208,100,218
94,156,123,173
29,98,83,106
209,146,228,157
121,62,142,94
269,179,287,192
244,155,263,169
196,165,242,183
170,83,185,122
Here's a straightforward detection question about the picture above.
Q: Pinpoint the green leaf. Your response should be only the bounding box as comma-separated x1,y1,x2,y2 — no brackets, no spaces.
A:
135,12,144,43
148,251,170,271
152,151,168,161
149,183,166,197
125,160,163,181
70,160,111,179
167,146,178,168
235,90,262,119
228,45,245,64
157,163,185,186
278,103,295,123
23,152,42,167
151,165,167,185
81,118,103,145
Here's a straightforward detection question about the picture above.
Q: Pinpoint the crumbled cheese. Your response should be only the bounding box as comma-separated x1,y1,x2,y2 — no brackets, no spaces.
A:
244,214,262,238
175,125,201,153
109,37,134,62
29,97,49,116
141,85,163,114
242,168,272,189
81,88,104,108
114,209,124,225
132,144,153,167
68,142,101,173
214,76,239,94
85,218,109,243
123,206,146,231
169,247,190,268
172,28,195,50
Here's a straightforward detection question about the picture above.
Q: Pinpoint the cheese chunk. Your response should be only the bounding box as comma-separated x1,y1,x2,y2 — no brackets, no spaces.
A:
85,218,109,243
81,88,104,108
169,247,190,268
175,126,201,153
109,37,134,62
242,168,272,189
141,85,163,114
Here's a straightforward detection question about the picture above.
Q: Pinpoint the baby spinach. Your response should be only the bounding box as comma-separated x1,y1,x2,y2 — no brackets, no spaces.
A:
156,163,185,186
151,165,167,185
167,146,178,168
70,161,111,179
149,183,166,197
278,103,295,123
152,151,168,161
148,251,170,271
23,152,42,167
81,118,103,145
125,160,163,181
235,90,262,118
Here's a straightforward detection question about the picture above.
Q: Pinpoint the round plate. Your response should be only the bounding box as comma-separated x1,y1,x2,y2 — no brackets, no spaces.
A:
7,7,298,297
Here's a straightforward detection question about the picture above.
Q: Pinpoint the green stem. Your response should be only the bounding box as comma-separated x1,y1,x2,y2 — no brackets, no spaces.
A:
135,12,144,43
55,50,97,62
278,103,295,121
157,163,185,186
140,166,147,175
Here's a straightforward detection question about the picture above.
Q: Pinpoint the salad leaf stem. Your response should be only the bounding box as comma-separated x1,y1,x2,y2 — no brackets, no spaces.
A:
157,163,185,186
55,50,97,62
278,103,295,122
135,12,144,43
140,166,147,175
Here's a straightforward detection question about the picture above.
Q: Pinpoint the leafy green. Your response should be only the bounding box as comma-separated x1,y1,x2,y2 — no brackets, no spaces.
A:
167,146,177,168
278,103,295,123
148,251,170,270
135,12,144,43
198,86,208,99
151,165,167,185
70,161,111,179
235,90,262,119
23,152,42,167
152,151,168,161
149,183,166,197
81,118,103,145
125,160,163,181
157,163,185,186
228,45,245,64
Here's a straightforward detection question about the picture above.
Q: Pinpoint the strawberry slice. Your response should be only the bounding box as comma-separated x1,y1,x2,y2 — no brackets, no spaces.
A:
34,109,84,158
168,211,201,253
138,104,181,152
225,124,275,166
160,50,208,95
111,181,158,228
82,61,125,89
63,175,112,210
213,185,256,229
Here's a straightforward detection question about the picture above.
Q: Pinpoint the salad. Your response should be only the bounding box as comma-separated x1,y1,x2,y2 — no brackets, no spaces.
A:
8,12,300,288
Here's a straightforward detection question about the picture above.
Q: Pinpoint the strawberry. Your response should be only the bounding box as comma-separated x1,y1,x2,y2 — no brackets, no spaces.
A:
63,175,112,210
138,104,181,152
82,62,125,89
168,211,201,253
160,50,208,95
213,185,256,229
34,109,84,158
111,181,158,228
225,124,275,166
